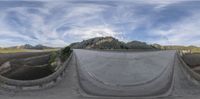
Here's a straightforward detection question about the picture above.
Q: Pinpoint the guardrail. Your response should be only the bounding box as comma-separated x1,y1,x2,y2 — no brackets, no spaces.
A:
177,51,200,81
0,53,73,91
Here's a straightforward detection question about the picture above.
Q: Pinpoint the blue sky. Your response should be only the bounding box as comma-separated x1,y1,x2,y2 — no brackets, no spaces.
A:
0,0,200,47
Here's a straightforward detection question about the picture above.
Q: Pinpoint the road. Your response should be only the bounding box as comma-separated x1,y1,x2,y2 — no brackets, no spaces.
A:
1,49,200,99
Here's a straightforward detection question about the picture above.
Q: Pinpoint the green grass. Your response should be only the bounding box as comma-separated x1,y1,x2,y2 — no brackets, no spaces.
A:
42,48,60,52
0,48,59,53
191,49,200,53
0,49,30,53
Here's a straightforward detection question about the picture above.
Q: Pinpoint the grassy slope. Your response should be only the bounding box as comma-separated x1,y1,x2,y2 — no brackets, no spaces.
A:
0,48,59,53
190,49,200,53
0,49,30,53
158,45,200,53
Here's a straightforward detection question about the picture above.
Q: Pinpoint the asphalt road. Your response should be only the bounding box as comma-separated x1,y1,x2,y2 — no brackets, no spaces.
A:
1,49,200,99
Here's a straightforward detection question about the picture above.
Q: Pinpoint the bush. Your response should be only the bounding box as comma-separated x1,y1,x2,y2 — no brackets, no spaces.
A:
48,46,72,71
48,51,59,64
60,46,72,62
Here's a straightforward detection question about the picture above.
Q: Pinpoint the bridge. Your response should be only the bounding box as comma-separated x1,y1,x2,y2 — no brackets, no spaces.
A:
0,49,200,99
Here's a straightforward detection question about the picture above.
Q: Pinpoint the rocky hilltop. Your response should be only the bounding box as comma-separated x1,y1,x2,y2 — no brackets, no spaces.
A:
8,44,53,50
70,37,156,49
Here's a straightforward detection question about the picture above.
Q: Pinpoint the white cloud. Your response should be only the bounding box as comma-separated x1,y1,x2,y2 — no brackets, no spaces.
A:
0,0,198,47
0,39,23,47
0,9,35,41
63,25,121,39
132,0,187,10
140,0,185,5
0,6,62,46
0,1,115,47
48,2,127,42
151,12,200,46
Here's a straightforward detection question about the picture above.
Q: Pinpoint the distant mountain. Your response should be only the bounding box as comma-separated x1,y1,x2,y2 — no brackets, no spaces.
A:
163,45,198,50
34,44,52,49
70,37,127,49
151,44,200,51
70,37,156,50
127,41,155,49
7,44,53,50
19,44,33,49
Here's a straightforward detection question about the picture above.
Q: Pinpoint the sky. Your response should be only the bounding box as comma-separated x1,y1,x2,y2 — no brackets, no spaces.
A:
0,0,200,47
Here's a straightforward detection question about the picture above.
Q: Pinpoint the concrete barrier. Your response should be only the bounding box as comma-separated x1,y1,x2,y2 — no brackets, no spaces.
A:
0,53,73,91
177,51,200,81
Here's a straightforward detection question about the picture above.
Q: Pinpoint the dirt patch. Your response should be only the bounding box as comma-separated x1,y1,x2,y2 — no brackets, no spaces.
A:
0,53,54,80
0,52,50,66
2,64,53,80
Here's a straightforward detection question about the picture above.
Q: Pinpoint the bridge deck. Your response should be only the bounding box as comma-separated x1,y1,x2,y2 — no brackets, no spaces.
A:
0,49,200,99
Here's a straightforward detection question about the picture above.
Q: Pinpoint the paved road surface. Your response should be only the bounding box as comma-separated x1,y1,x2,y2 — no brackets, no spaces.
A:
1,49,200,99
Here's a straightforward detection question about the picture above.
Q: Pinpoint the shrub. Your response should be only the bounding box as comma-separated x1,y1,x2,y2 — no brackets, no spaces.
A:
60,46,72,62
48,51,59,64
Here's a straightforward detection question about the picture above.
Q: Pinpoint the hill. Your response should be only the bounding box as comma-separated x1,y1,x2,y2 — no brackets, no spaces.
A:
70,37,156,50
7,44,53,50
151,44,200,53
127,41,155,49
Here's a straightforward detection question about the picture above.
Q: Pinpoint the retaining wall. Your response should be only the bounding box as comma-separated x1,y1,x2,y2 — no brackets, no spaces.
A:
0,53,73,91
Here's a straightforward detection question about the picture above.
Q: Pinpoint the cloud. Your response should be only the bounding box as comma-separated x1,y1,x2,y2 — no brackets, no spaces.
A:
0,3,63,47
63,25,121,40
0,1,122,46
139,0,184,5
150,11,200,46
0,0,200,47
128,0,187,9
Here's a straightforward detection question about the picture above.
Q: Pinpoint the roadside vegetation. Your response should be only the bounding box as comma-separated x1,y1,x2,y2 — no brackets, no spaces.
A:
59,46,72,62
48,46,72,71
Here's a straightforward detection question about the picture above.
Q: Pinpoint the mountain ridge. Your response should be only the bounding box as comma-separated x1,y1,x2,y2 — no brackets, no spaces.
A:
69,36,200,51
70,36,156,49
2,44,54,50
